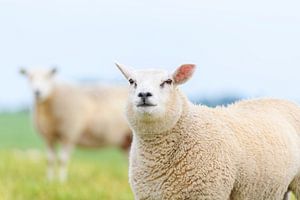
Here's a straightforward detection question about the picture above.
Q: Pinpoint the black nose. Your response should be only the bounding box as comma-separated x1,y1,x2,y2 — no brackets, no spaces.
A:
138,92,153,99
34,90,41,97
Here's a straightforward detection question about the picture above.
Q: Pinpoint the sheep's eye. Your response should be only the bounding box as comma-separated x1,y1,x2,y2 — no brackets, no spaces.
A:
165,79,173,85
128,79,134,84
160,79,173,87
128,79,137,87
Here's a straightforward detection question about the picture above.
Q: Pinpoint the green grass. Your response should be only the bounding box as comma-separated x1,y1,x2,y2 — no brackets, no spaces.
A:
0,113,297,200
0,113,133,200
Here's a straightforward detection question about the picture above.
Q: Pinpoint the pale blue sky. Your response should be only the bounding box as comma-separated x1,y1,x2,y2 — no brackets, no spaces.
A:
0,0,300,108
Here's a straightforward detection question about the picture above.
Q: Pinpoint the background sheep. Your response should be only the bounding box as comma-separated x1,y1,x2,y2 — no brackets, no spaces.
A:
20,67,131,182
116,63,300,200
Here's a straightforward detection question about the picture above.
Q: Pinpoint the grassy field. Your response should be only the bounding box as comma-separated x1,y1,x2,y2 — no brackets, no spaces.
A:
0,113,297,200
0,113,133,200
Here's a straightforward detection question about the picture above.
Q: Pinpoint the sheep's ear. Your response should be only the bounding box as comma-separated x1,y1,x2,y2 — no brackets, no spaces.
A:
19,68,27,76
173,64,196,85
115,62,132,79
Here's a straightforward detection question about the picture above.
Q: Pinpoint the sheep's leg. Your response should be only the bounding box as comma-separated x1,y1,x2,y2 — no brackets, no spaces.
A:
58,143,74,183
283,191,291,200
46,144,56,181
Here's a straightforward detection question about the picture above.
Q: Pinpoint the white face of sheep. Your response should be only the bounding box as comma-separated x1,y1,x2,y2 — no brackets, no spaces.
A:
20,68,57,102
115,63,196,121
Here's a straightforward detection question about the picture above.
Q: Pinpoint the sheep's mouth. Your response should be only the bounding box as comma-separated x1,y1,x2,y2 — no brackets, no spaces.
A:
137,103,157,107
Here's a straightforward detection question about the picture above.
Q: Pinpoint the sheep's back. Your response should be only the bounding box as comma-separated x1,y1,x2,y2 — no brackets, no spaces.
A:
221,99,300,197
78,85,130,146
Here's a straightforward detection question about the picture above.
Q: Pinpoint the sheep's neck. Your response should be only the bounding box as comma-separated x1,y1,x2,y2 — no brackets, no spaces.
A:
135,102,188,138
133,106,191,181
35,93,53,113
34,98,55,136
134,93,190,157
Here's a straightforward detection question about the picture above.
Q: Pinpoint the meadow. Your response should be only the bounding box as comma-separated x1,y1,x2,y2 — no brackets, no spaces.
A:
0,113,133,200
0,113,297,200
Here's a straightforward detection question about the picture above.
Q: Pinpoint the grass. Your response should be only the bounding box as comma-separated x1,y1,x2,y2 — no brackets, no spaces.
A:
0,113,297,200
0,113,133,200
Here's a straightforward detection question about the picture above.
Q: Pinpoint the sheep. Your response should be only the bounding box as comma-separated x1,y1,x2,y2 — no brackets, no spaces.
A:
115,62,300,200
20,67,131,182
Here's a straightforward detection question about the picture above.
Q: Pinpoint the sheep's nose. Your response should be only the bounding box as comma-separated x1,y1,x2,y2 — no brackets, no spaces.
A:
34,90,41,97
138,92,153,99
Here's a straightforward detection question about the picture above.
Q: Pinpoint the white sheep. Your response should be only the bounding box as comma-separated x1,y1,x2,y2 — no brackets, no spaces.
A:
115,63,300,200
20,67,131,182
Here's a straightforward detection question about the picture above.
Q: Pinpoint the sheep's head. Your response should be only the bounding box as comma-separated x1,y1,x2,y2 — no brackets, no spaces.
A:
20,67,58,102
116,63,196,133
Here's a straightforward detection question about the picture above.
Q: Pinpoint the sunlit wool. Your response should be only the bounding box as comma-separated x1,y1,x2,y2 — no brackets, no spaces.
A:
116,63,300,200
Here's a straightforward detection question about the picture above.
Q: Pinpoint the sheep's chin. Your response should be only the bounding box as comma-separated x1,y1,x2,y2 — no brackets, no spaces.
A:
134,104,160,115
136,107,155,114
35,94,50,103
131,105,164,121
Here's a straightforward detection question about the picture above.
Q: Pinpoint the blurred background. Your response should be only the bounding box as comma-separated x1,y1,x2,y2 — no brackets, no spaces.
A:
0,0,299,199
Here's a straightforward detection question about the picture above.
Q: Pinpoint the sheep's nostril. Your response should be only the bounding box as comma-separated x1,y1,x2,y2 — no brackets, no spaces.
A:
146,92,152,97
138,92,153,98
35,90,41,97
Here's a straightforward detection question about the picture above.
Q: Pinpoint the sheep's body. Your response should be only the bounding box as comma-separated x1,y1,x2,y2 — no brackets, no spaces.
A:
115,63,300,199
33,82,131,181
129,94,300,199
34,83,130,149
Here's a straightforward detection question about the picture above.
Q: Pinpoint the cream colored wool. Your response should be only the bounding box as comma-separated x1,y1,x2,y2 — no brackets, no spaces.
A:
35,83,131,181
21,67,131,182
116,63,300,200
34,83,130,149
20,68,131,182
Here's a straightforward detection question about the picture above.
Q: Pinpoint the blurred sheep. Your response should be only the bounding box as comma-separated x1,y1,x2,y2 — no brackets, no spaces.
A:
20,67,131,182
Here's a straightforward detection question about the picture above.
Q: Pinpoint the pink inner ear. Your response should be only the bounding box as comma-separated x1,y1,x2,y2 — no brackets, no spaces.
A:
174,64,195,83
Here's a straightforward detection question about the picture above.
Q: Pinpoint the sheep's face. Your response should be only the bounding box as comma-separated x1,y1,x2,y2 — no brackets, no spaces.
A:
116,63,196,125
126,69,174,117
20,68,57,102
